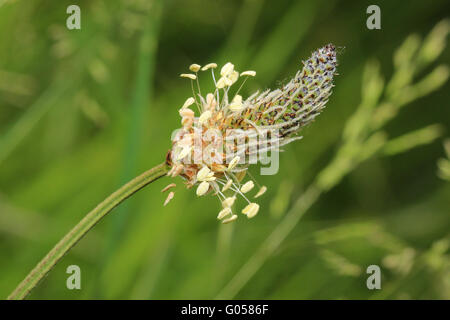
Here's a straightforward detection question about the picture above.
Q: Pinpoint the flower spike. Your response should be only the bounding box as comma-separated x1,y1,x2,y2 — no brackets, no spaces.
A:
168,44,338,222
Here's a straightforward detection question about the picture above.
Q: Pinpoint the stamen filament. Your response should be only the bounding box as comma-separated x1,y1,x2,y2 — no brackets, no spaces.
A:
190,80,202,113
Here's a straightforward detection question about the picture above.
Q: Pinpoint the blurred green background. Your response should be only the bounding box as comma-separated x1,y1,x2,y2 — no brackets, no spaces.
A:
0,0,449,299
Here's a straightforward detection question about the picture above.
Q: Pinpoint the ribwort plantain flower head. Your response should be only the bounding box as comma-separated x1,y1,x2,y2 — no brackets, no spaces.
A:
165,44,338,222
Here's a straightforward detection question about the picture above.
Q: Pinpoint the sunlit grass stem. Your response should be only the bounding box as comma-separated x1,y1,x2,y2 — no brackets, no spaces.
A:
217,20,449,298
7,162,169,300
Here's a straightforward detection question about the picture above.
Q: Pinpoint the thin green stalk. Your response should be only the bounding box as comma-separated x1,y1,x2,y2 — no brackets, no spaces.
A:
0,81,71,166
7,162,169,300
109,5,162,235
216,185,321,299
214,223,234,291
102,2,163,296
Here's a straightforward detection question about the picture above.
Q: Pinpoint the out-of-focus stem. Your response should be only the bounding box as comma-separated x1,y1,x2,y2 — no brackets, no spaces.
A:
8,162,169,300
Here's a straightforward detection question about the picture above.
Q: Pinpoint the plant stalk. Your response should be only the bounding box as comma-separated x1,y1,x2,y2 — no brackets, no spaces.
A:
8,162,169,300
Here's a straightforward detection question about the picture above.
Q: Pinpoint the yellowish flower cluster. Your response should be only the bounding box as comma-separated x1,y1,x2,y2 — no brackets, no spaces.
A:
163,44,338,223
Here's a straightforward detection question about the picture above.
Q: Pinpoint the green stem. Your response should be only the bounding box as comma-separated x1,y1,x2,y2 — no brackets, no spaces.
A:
216,184,321,299
7,162,169,300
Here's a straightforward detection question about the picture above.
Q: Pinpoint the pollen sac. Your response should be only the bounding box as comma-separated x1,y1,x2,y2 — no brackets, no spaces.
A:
242,203,260,218
240,181,254,193
222,196,236,208
180,73,197,80
222,214,238,224
220,62,235,77
189,64,201,72
168,45,337,222
254,186,267,198
229,95,243,112
163,191,175,206
222,179,233,192
241,70,256,77
182,97,195,109
196,181,210,196
201,63,217,71
217,207,232,220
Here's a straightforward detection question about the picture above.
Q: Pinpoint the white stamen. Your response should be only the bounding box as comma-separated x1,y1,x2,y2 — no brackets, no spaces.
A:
176,146,192,160
240,181,254,193
198,110,212,125
242,203,259,218
222,214,238,224
232,94,242,104
161,183,176,193
182,97,195,109
222,196,236,208
228,102,244,112
197,166,211,181
229,71,239,85
254,186,267,198
216,77,228,89
220,62,234,77
189,64,201,72
241,70,256,77
180,73,197,80
217,207,232,220
222,179,233,192
201,63,217,71
205,93,217,110
196,181,210,196
227,156,240,170
179,108,194,117
203,173,216,181
164,191,175,206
